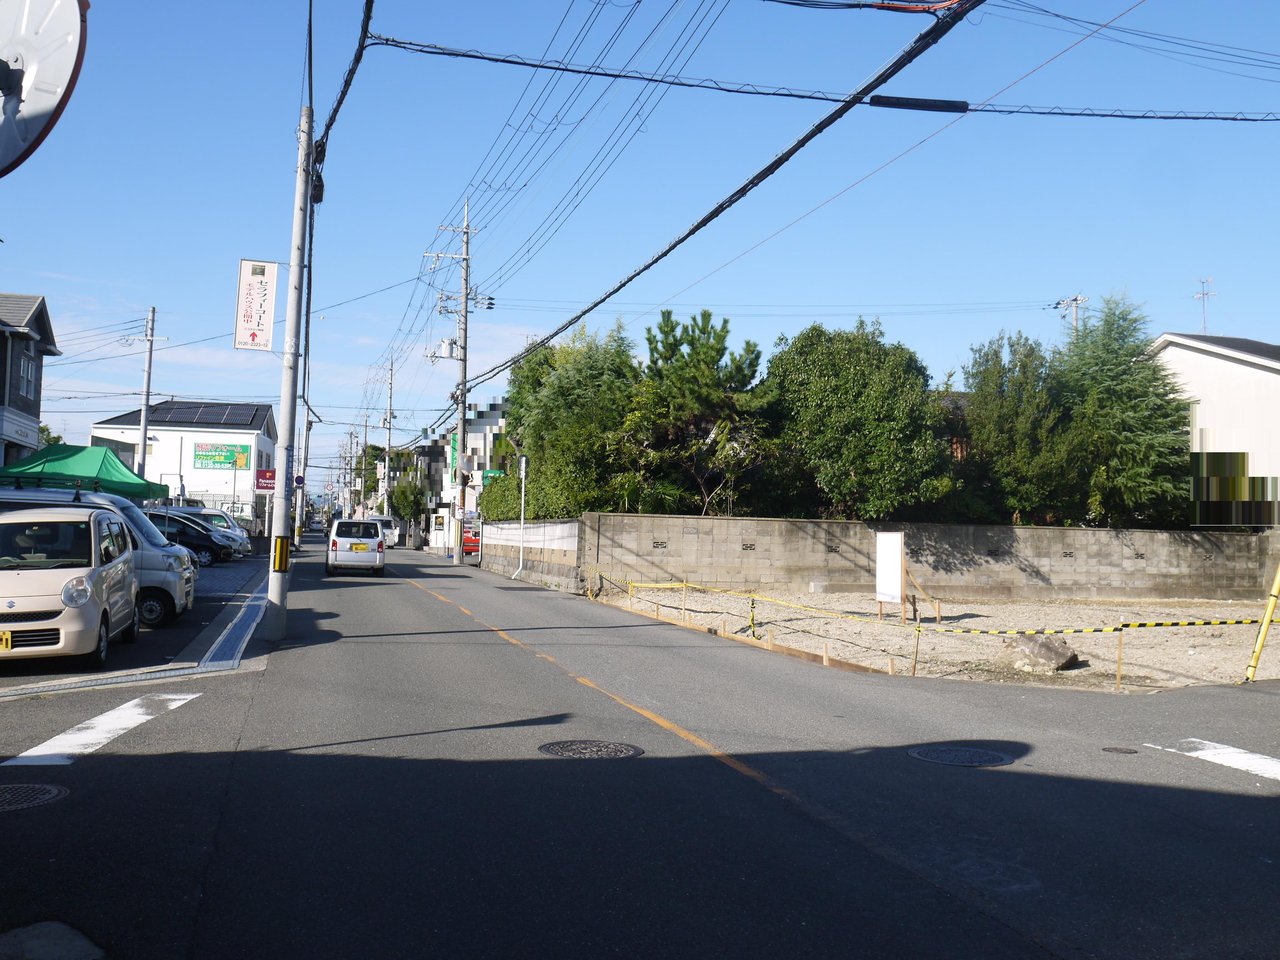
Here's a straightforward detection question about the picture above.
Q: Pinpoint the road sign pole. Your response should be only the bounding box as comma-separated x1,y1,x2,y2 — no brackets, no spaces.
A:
263,104,311,640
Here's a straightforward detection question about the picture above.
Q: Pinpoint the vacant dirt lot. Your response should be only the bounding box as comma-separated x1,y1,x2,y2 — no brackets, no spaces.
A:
604,584,1279,691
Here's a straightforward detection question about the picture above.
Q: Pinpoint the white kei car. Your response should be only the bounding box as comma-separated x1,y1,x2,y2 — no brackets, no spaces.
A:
325,519,386,577
0,508,140,668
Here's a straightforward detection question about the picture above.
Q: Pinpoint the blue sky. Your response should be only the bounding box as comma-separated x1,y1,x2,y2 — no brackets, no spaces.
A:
5,1,1278,491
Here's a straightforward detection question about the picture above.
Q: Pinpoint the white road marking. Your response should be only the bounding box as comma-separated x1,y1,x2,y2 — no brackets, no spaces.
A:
2,693,201,766
1146,738,1280,783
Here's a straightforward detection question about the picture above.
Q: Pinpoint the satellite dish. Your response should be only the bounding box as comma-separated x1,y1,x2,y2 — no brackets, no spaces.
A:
0,0,89,179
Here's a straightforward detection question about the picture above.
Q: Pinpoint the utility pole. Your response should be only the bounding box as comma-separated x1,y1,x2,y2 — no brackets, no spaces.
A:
132,307,166,482
383,359,394,516
453,201,470,566
361,414,369,517
1194,277,1215,334
263,104,312,641
1054,295,1089,335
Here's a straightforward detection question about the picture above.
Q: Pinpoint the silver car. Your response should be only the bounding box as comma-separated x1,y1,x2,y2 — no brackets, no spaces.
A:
0,508,140,669
325,519,386,577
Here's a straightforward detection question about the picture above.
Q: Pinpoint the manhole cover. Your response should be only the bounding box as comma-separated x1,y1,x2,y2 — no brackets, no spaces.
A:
908,746,1014,768
1102,747,1139,755
538,740,644,760
0,784,69,812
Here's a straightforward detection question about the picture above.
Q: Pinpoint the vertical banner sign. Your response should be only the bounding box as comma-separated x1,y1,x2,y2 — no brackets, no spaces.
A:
875,531,906,603
235,260,277,351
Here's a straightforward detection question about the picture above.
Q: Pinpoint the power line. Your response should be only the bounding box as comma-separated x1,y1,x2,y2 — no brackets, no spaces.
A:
461,0,990,394
365,37,1280,122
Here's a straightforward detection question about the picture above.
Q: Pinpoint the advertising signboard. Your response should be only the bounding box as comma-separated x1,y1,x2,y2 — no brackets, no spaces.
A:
256,468,276,492
234,259,277,351
194,443,250,470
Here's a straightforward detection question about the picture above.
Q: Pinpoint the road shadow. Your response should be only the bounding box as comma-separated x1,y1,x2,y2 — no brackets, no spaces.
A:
1,728,1277,960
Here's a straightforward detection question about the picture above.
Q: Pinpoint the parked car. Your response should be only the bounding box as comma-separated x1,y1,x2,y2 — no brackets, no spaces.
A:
0,508,140,669
366,515,400,548
144,511,235,566
326,519,385,577
0,485,195,628
308,516,326,532
165,506,252,556
463,525,480,555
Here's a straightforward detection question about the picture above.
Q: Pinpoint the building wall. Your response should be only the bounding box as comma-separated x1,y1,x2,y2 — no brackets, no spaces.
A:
1159,344,1280,476
90,425,275,510
482,514,1277,602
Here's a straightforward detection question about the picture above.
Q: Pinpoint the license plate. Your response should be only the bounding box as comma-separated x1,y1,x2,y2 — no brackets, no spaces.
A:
0,630,10,651
350,543,368,552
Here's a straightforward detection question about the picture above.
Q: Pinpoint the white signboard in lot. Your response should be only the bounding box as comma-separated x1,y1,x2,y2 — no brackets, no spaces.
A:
875,531,905,603
234,259,277,351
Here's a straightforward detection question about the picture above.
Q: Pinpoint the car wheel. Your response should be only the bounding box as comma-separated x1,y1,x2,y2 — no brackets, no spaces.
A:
325,563,334,576
80,619,110,671
195,547,216,566
139,589,175,627
120,600,141,643
375,566,386,578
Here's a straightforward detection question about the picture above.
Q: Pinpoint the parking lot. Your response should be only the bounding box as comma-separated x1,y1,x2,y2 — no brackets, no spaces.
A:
0,555,268,697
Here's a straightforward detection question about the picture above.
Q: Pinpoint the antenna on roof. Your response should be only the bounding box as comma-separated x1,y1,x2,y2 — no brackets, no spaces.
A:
1194,278,1216,335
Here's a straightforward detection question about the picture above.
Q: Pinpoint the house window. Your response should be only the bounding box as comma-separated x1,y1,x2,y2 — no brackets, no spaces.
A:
17,345,36,400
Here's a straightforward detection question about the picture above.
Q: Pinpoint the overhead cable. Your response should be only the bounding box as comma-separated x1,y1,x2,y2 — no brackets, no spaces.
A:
364,38,1280,122
462,0,989,393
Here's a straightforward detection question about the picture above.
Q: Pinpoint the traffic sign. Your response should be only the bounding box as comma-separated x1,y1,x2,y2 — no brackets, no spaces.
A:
325,482,334,492
294,475,304,487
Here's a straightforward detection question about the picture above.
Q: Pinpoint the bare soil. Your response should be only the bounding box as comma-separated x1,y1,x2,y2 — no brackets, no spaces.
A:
602,584,1279,692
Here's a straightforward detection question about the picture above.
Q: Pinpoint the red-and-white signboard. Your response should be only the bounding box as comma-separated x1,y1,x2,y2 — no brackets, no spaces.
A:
235,259,277,351
255,468,276,492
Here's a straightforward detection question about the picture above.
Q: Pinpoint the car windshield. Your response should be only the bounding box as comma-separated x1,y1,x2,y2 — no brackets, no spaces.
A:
118,502,169,548
336,521,379,540
0,520,94,569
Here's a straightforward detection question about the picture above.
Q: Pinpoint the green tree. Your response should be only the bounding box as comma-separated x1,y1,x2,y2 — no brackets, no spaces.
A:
39,424,63,447
614,309,764,515
481,322,639,520
763,321,950,520
961,332,1073,523
1052,296,1188,527
390,473,426,531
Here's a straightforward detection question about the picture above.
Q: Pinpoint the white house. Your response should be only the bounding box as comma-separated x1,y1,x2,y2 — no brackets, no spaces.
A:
1151,333,1280,525
90,401,277,527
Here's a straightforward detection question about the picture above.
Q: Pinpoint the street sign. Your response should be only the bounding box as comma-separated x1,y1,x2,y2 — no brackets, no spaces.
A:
325,482,334,491
294,475,304,487
234,260,278,351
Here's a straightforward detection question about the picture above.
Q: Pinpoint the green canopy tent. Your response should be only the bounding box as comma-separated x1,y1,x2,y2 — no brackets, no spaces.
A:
0,444,169,500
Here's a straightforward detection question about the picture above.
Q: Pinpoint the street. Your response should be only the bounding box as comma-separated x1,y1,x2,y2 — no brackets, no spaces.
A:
2,540,1278,959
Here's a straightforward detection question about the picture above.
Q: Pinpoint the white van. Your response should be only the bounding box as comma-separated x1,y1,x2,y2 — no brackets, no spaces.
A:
0,486,196,627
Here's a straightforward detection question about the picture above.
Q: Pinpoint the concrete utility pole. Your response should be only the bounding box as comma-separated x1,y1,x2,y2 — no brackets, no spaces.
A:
1194,277,1215,334
383,359,394,515
137,306,156,481
361,414,369,517
454,203,470,565
1055,295,1089,335
263,104,312,641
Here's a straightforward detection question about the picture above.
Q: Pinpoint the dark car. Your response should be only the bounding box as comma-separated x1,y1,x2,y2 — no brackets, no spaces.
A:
144,511,234,566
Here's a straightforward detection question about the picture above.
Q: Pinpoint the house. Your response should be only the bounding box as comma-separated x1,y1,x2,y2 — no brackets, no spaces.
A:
90,401,277,529
0,294,61,464
1150,333,1280,525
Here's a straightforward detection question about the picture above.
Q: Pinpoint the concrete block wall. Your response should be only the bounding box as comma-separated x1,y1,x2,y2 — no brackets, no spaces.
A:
480,519,582,593
482,513,1278,601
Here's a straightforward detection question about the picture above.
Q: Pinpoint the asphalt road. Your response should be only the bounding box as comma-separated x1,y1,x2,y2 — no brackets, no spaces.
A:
1,540,1277,959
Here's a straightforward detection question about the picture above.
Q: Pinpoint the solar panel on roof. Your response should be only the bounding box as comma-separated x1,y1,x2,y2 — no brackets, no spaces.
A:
221,408,257,426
